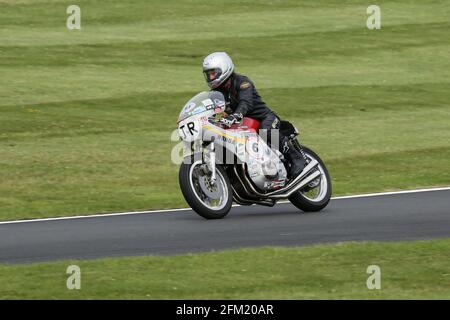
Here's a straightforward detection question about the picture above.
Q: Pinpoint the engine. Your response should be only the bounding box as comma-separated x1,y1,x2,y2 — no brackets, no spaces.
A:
244,134,288,191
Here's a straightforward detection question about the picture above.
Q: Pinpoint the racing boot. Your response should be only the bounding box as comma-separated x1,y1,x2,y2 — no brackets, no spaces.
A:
282,139,307,179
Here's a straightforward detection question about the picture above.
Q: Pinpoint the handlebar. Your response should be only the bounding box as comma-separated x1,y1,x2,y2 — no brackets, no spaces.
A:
208,117,248,130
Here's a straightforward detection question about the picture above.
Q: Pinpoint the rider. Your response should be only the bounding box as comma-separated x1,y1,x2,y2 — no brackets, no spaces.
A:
202,52,306,178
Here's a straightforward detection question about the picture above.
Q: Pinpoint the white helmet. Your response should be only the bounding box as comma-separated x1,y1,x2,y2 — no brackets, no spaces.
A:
202,52,235,89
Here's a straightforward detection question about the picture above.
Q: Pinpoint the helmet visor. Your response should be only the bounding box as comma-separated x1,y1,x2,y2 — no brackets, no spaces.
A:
203,68,222,84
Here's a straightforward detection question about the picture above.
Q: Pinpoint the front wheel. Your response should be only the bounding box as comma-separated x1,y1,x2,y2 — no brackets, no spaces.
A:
288,146,332,212
179,157,233,219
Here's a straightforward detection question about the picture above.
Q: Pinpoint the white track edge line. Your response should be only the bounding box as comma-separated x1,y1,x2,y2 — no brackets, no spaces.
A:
0,186,449,225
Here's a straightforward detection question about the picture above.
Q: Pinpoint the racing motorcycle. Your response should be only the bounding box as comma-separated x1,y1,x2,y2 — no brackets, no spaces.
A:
177,91,331,219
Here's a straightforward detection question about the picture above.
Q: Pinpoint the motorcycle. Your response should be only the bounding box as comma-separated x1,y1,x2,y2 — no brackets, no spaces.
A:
176,91,332,219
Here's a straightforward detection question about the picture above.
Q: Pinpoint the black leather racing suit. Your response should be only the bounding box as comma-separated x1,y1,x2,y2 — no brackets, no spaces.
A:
216,72,306,177
216,73,280,145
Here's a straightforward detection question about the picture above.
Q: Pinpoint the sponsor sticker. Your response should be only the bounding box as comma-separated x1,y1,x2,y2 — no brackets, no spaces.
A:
202,99,214,108
240,82,252,90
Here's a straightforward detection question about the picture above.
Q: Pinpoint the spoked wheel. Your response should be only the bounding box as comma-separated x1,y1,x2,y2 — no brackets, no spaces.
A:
179,157,232,219
288,146,332,212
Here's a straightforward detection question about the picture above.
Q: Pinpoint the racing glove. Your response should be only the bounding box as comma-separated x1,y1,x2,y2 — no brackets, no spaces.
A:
220,113,243,127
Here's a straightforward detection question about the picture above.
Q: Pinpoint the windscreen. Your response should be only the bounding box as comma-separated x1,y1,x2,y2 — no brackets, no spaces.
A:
178,91,226,123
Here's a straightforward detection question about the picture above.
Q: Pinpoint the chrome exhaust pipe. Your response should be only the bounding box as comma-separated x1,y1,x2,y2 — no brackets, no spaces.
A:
231,167,277,207
233,165,261,199
267,170,321,199
231,184,276,207
267,159,319,196
235,159,320,199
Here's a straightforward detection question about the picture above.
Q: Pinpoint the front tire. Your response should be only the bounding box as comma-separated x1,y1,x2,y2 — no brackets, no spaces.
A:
288,146,332,212
179,157,233,219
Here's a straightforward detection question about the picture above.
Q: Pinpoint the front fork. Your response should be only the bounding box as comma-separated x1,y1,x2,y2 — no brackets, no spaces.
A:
189,139,217,184
200,139,216,185
208,141,216,184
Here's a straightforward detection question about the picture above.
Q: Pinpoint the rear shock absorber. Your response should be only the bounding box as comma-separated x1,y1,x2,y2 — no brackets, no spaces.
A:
292,137,309,163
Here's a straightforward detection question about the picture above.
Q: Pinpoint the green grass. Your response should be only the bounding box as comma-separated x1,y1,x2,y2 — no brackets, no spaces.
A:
1,0,450,220
1,239,449,299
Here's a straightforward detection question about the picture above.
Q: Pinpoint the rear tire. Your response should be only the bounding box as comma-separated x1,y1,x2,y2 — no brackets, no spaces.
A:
179,156,233,219
288,146,332,212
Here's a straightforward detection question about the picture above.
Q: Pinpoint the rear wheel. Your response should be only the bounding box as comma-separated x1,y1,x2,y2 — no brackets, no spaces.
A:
288,146,332,212
179,157,233,219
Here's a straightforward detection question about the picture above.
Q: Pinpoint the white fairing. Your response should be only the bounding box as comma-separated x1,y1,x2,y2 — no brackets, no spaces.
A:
178,91,288,191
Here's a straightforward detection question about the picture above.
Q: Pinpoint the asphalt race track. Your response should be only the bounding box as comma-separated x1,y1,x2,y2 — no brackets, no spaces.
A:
0,189,449,263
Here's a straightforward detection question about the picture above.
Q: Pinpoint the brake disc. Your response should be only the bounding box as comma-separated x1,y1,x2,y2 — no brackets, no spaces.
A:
198,175,222,200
